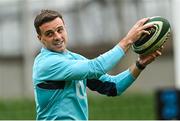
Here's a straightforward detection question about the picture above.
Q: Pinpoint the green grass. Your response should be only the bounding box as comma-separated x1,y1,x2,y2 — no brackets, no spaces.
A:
88,93,156,120
0,99,36,120
0,93,157,120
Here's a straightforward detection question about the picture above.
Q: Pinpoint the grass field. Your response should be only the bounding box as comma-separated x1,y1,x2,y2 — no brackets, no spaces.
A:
88,93,156,120
0,93,157,120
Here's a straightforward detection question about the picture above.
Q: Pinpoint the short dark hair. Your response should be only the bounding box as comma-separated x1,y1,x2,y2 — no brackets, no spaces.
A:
34,9,64,35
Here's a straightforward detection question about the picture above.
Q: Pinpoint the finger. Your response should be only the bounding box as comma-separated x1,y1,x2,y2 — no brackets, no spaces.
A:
141,30,151,35
156,50,162,56
152,54,156,58
142,23,154,30
136,18,149,26
151,50,162,58
140,18,149,25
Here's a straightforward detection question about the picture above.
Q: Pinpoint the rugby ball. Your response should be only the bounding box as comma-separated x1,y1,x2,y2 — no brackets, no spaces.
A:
132,16,171,55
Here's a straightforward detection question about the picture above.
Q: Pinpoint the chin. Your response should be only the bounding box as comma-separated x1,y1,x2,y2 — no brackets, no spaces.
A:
49,46,66,53
56,48,66,52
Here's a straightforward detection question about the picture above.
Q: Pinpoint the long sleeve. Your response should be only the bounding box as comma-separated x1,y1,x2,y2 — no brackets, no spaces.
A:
87,69,135,96
33,45,125,84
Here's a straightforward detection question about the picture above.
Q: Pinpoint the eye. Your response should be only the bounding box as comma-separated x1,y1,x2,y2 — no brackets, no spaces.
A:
45,31,53,37
57,27,64,33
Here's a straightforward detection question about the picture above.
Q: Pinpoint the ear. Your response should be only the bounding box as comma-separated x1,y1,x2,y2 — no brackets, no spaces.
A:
37,34,41,41
37,34,45,45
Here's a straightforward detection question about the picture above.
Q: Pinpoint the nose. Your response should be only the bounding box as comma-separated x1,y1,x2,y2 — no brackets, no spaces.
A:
54,31,62,41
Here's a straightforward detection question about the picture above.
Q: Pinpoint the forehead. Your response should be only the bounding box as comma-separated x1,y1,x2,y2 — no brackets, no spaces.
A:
39,17,64,32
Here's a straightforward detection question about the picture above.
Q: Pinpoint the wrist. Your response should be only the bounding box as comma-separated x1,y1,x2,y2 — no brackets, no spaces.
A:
136,61,146,70
119,37,133,52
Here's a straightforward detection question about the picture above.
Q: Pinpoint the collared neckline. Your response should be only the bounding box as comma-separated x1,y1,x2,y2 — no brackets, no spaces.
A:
41,47,69,55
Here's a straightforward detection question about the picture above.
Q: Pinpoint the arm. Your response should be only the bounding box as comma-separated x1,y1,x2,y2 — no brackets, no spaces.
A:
87,48,162,96
34,45,125,82
87,69,135,96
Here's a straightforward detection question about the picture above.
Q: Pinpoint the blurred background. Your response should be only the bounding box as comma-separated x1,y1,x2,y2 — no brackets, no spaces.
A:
0,0,177,120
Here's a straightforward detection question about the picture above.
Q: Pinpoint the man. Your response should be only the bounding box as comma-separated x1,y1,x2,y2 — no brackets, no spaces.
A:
33,9,162,120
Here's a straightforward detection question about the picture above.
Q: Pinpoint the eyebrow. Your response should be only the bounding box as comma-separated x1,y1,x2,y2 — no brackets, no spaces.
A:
42,25,65,36
44,30,53,35
57,26,64,30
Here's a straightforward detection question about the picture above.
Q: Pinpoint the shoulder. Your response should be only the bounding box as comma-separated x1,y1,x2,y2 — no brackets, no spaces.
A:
33,49,66,71
33,50,67,81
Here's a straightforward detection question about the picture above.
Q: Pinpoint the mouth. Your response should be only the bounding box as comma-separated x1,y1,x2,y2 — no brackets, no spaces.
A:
54,41,64,47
